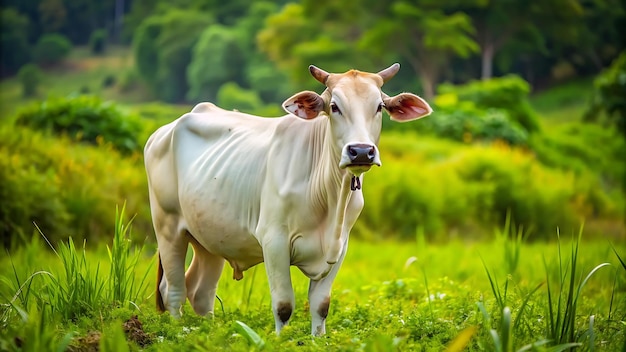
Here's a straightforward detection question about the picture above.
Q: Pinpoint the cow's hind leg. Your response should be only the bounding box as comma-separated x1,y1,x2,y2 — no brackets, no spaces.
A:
186,237,225,316
154,213,189,318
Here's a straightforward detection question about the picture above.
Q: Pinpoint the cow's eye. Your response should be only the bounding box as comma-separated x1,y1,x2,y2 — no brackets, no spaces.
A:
377,103,384,113
330,102,342,115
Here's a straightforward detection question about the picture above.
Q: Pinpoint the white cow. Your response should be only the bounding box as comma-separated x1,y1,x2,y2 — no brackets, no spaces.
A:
144,63,432,335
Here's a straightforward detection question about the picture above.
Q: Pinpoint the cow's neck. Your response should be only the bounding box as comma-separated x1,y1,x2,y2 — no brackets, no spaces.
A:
308,117,353,264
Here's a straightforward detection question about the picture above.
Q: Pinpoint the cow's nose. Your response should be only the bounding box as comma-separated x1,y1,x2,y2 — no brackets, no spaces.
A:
347,143,376,164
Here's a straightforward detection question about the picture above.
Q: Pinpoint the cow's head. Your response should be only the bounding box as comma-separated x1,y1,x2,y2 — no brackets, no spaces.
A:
283,64,432,176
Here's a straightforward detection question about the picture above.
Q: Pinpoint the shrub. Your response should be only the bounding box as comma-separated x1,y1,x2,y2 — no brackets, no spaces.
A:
358,133,621,241
0,125,151,247
216,82,263,113
438,75,541,134
403,97,528,145
102,74,116,88
14,95,143,154
17,64,43,97
33,33,72,65
89,29,107,54
529,122,626,188
585,51,626,137
118,68,140,93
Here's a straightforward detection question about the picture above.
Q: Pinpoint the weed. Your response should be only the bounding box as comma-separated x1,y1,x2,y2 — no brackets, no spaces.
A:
41,230,107,320
543,228,611,347
234,320,265,349
8,305,74,352
106,204,152,308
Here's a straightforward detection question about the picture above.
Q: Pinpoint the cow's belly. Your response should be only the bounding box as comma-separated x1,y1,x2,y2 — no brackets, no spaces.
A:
180,187,264,278
186,214,264,278
291,234,335,281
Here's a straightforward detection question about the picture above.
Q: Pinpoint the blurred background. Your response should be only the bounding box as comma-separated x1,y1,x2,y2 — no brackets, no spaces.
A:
1,0,625,248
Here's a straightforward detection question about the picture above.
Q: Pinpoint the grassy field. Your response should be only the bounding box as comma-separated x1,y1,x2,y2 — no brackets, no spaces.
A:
1,215,624,351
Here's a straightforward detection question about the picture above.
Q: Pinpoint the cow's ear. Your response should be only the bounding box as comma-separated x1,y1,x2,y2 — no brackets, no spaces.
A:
283,91,325,119
383,93,433,122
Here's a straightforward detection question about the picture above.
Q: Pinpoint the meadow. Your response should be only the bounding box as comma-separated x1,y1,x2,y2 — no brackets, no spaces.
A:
1,47,625,351
1,213,624,351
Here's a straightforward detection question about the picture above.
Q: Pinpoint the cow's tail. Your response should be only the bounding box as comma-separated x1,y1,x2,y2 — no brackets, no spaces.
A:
156,252,166,313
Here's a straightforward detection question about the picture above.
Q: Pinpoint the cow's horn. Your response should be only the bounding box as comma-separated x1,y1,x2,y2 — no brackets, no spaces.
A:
378,63,400,83
309,65,330,85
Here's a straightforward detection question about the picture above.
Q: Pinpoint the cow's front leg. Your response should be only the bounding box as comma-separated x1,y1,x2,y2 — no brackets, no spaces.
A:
262,235,295,334
308,239,348,336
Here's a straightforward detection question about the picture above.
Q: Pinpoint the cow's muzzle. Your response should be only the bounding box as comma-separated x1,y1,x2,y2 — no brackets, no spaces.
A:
339,143,381,174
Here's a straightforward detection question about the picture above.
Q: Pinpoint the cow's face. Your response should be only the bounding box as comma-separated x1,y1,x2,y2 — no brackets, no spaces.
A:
283,64,432,176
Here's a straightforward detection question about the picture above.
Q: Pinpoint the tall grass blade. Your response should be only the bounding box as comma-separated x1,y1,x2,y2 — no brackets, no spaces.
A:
609,243,626,271
234,320,265,349
481,256,506,311
422,266,434,321
445,326,476,352
107,203,152,307
513,281,544,332
501,307,511,352
100,321,130,352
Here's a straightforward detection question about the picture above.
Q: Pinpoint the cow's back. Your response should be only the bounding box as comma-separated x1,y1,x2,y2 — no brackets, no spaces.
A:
144,104,281,264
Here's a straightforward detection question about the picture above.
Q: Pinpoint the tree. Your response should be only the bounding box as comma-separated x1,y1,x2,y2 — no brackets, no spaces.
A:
133,9,213,102
258,0,385,89
359,2,479,99
0,8,31,76
38,0,66,33
449,0,584,80
186,25,246,102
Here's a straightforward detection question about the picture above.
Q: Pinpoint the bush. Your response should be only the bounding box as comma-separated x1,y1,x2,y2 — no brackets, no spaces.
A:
89,29,107,54
529,122,626,188
17,64,43,97
14,95,143,154
33,33,72,65
438,75,541,134
216,82,263,113
585,51,626,137
0,125,151,247
357,133,622,241
402,96,528,145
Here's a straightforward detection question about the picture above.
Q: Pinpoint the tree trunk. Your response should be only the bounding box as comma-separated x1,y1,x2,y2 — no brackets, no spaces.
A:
420,75,435,101
481,41,494,80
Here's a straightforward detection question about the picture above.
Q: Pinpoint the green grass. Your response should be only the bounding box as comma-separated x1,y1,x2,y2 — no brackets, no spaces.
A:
0,46,151,120
1,219,624,351
530,77,595,125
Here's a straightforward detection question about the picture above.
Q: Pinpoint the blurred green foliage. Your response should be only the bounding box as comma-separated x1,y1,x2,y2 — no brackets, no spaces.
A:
14,95,143,154
133,9,213,103
17,64,42,97
438,75,541,133
586,51,626,137
187,25,245,103
1,0,625,245
0,7,31,76
0,125,151,248
33,33,72,66
216,82,264,113
89,29,108,55
358,133,624,241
